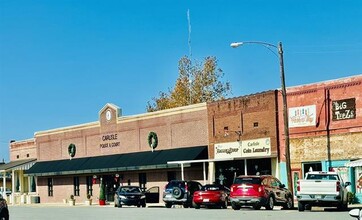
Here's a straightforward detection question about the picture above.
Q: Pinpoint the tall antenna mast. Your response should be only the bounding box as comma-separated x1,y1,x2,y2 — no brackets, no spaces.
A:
187,9,192,59
187,9,192,104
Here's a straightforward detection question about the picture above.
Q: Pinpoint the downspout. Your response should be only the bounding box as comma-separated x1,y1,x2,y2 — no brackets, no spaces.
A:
325,88,332,169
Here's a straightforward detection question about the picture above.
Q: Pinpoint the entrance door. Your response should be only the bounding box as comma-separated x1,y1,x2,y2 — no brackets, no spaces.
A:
303,162,322,178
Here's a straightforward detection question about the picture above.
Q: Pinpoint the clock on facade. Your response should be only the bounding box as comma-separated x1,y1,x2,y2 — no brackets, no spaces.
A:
106,109,112,121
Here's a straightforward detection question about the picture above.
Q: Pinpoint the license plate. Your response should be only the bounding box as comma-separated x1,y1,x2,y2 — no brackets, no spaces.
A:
203,199,209,202
315,195,322,199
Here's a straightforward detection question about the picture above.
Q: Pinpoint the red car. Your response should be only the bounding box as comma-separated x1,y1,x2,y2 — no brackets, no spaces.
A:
230,175,293,210
192,184,229,209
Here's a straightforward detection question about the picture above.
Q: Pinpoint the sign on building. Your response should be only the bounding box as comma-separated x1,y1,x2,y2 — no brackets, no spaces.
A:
332,98,356,121
214,142,242,159
241,138,271,157
289,105,316,128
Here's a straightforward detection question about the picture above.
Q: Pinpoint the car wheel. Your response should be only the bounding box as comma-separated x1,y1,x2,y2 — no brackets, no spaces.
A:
141,200,146,208
282,196,294,209
165,203,172,208
298,201,305,212
118,204,122,208
183,203,189,208
172,187,184,199
253,204,261,210
231,202,240,210
265,196,274,210
192,201,200,209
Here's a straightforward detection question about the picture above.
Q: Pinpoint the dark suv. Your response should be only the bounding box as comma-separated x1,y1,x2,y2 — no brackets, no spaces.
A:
230,175,293,210
163,180,202,208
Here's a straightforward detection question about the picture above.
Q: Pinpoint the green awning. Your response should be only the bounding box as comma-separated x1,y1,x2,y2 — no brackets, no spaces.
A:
25,146,207,176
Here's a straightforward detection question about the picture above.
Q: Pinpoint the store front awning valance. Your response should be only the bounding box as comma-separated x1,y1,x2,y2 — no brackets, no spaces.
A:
345,159,362,167
25,146,207,176
0,159,37,172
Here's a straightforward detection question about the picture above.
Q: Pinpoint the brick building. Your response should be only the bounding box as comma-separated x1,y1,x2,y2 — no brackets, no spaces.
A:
207,90,282,187
7,103,209,204
277,74,362,201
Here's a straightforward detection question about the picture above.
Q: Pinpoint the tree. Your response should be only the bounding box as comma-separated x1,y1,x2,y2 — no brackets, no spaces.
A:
147,56,231,112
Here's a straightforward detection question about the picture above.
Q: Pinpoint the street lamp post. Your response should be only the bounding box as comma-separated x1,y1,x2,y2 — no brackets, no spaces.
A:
230,41,293,197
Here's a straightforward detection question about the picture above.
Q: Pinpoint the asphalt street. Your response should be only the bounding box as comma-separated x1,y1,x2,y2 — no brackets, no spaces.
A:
7,204,360,220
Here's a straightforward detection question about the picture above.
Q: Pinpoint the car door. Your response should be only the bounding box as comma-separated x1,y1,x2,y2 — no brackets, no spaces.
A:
271,177,286,203
145,186,160,203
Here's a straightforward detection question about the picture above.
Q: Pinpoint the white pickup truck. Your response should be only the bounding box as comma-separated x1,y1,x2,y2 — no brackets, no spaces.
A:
296,171,351,211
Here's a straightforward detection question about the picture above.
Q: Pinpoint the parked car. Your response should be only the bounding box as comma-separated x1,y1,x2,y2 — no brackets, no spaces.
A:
230,175,293,210
114,186,146,208
163,180,202,208
192,184,229,209
297,171,350,211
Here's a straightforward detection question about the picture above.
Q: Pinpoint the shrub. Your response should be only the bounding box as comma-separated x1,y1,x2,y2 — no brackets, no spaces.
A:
69,195,75,200
347,192,355,204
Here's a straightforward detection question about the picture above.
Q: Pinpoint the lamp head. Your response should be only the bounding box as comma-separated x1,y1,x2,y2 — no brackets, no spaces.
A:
230,42,243,48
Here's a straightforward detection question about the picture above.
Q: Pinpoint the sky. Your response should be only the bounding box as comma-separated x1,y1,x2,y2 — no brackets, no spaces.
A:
0,0,361,162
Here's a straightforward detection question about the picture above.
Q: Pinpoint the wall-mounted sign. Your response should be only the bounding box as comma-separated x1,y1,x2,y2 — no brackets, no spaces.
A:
100,133,120,148
289,105,316,128
332,98,356,121
214,142,242,159
215,137,271,159
241,138,271,157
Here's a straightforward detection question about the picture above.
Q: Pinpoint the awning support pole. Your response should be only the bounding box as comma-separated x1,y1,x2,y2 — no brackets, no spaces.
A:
181,163,184,181
203,162,206,185
244,159,248,175
2,171,6,198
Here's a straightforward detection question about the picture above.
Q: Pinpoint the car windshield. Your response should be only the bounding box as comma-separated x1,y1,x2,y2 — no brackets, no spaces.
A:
120,187,141,193
202,185,222,191
234,177,261,184
306,174,339,180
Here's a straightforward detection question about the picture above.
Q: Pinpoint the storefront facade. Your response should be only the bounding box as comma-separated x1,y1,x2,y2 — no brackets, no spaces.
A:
17,103,209,204
207,90,281,188
277,75,362,201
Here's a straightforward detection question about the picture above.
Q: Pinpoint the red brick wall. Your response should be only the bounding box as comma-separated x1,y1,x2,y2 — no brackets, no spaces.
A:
207,90,279,159
278,75,362,166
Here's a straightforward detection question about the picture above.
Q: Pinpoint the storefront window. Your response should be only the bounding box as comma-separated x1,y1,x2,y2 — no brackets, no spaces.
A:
355,167,362,194
47,178,53,197
73,177,80,196
86,176,93,196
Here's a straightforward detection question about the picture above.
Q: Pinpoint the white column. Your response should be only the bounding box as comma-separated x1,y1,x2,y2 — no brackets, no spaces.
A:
208,162,215,184
181,163,184,180
2,171,6,198
203,162,206,185
11,170,15,204
244,159,248,175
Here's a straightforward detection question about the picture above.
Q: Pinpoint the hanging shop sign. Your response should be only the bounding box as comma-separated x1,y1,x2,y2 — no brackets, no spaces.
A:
100,133,121,148
332,98,356,121
214,142,242,159
288,105,316,128
241,137,271,157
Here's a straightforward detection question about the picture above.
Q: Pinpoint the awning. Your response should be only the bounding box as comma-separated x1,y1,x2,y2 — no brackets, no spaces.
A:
345,159,362,167
25,146,207,176
0,159,37,172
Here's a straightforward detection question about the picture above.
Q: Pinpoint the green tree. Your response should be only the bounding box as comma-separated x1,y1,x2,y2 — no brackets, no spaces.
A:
147,56,231,112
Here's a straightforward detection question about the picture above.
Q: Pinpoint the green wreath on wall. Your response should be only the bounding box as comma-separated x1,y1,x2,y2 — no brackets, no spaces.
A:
148,132,158,149
68,143,76,158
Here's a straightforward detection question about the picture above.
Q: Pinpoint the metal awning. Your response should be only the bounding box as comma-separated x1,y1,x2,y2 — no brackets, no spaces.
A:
345,159,362,167
0,159,37,172
25,146,207,176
